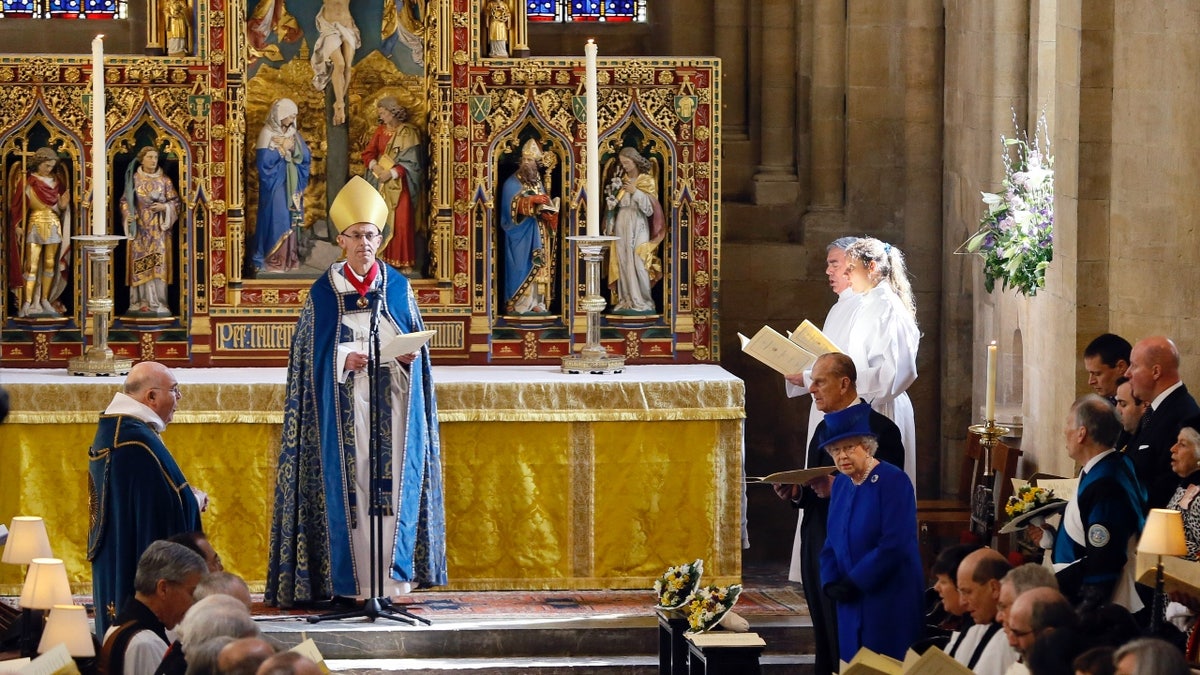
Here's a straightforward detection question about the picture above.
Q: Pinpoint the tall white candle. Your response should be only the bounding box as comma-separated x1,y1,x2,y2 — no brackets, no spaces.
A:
584,39,599,237
985,342,998,422
91,35,106,236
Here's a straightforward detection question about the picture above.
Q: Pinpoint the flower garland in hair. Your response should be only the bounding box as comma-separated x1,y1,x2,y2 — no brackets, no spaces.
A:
653,559,704,610
685,583,743,633
962,111,1054,297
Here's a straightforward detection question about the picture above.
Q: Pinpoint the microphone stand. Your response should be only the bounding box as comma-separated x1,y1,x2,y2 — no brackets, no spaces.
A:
310,286,429,626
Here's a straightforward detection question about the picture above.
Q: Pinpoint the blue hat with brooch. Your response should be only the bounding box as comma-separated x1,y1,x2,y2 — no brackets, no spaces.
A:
819,401,877,449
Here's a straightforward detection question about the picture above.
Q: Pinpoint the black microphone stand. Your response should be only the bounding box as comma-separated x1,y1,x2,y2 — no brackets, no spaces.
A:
310,287,429,626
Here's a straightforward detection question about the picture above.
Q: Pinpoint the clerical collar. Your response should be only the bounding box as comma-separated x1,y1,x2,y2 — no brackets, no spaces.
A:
104,392,167,432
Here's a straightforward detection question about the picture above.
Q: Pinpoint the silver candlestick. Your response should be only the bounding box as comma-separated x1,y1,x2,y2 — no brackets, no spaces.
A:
69,235,133,376
561,235,624,374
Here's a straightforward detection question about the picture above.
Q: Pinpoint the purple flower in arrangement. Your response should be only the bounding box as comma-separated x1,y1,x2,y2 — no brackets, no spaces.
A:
961,112,1054,297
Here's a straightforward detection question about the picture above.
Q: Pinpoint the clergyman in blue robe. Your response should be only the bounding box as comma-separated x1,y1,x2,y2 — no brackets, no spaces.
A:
266,176,446,607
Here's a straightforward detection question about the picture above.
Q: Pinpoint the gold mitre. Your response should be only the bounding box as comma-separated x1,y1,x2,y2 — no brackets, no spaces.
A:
329,176,389,233
521,138,544,161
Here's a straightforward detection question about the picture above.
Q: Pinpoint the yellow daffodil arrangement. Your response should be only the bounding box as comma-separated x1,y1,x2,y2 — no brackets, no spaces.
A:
685,583,743,633
653,558,704,610
1004,484,1057,518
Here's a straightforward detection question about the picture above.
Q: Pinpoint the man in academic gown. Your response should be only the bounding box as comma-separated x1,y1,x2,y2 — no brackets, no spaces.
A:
266,176,446,607
88,361,204,637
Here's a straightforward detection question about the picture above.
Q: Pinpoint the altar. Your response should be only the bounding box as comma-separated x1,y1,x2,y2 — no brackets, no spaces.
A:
0,365,744,594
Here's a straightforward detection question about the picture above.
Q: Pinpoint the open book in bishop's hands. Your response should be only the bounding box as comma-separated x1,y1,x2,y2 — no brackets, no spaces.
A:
737,319,841,376
340,329,437,363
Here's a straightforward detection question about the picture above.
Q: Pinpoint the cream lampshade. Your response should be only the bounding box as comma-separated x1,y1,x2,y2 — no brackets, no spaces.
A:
19,558,73,610
2,516,53,564
37,605,96,657
1139,508,1189,556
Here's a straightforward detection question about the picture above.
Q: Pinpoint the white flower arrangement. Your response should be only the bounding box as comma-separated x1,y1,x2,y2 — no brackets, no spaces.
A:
962,112,1055,297
685,583,743,633
653,559,704,610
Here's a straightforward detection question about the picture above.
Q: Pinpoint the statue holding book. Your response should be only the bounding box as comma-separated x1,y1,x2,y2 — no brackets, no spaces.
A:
499,139,559,315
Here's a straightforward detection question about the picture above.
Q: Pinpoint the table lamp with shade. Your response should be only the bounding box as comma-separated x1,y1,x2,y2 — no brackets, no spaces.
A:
1,516,54,654
2,516,54,567
1138,507,1189,634
39,603,97,675
18,557,74,657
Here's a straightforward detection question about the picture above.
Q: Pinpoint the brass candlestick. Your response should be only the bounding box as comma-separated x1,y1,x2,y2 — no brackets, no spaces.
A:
69,235,133,376
967,419,1011,478
561,235,625,374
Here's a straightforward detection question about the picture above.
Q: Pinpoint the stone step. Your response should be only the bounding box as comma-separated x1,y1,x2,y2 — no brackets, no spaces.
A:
324,654,815,674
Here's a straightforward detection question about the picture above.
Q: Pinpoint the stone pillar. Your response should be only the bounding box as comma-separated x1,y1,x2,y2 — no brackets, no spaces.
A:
714,0,748,140
752,0,800,205
809,0,845,210
511,0,530,57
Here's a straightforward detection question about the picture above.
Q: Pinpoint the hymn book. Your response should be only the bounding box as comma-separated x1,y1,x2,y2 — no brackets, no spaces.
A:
900,647,972,674
737,326,819,376
15,646,74,675
340,329,437,364
839,647,902,675
788,319,841,356
746,466,837,485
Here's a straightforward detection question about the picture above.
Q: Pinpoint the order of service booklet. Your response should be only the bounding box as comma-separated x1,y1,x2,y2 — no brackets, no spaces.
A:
737,320,840,376
745,466,837,485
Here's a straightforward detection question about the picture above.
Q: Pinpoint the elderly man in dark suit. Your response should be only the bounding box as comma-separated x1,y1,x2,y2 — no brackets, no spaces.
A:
774,352,903,675
1125,336,1200,510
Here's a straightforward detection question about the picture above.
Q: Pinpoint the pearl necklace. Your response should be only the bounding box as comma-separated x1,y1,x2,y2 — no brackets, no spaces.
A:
851,458,879,486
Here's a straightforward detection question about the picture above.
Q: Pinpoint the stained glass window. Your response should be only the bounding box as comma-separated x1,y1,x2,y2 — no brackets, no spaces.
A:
1,0,123,19
528,0,644,22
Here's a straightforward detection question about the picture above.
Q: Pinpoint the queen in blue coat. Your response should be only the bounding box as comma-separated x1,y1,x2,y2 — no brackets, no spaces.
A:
819,402,925,660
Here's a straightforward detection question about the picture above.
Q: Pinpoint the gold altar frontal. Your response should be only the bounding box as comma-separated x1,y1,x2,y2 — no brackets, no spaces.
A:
0,365,744,594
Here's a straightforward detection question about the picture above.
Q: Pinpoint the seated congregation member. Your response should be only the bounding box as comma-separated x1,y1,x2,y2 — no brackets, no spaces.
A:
1165,414,1200,561
89,361,206,636
257,651,323,675
773,352,904,675
167,531,223,572
1008,587,1080,675
1083,333,1132,404
818,403,924,660
952,548,1017,675
155,594,258,675
1114,377,1149,454
1030,395,1146,611
99,541,208,675
1073,647,1116,675
180,635,235,675
924,543,982,650
1113,637,1190,675
195,570,254,609
997,563,1058,628
217,638,277,675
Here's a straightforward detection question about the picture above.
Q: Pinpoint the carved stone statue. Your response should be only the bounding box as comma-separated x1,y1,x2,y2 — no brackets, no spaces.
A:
7,146,71,318
362,96,424,275
499,139,559,315
604,147,665,314
120,146,181,316
487,0,510,58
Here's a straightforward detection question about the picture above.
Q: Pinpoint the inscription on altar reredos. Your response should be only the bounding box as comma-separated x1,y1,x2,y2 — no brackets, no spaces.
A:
217,322,296,351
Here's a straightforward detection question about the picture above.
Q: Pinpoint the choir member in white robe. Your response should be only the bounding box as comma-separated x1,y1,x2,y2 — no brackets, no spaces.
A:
781,237,862,581
840,237,920,488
